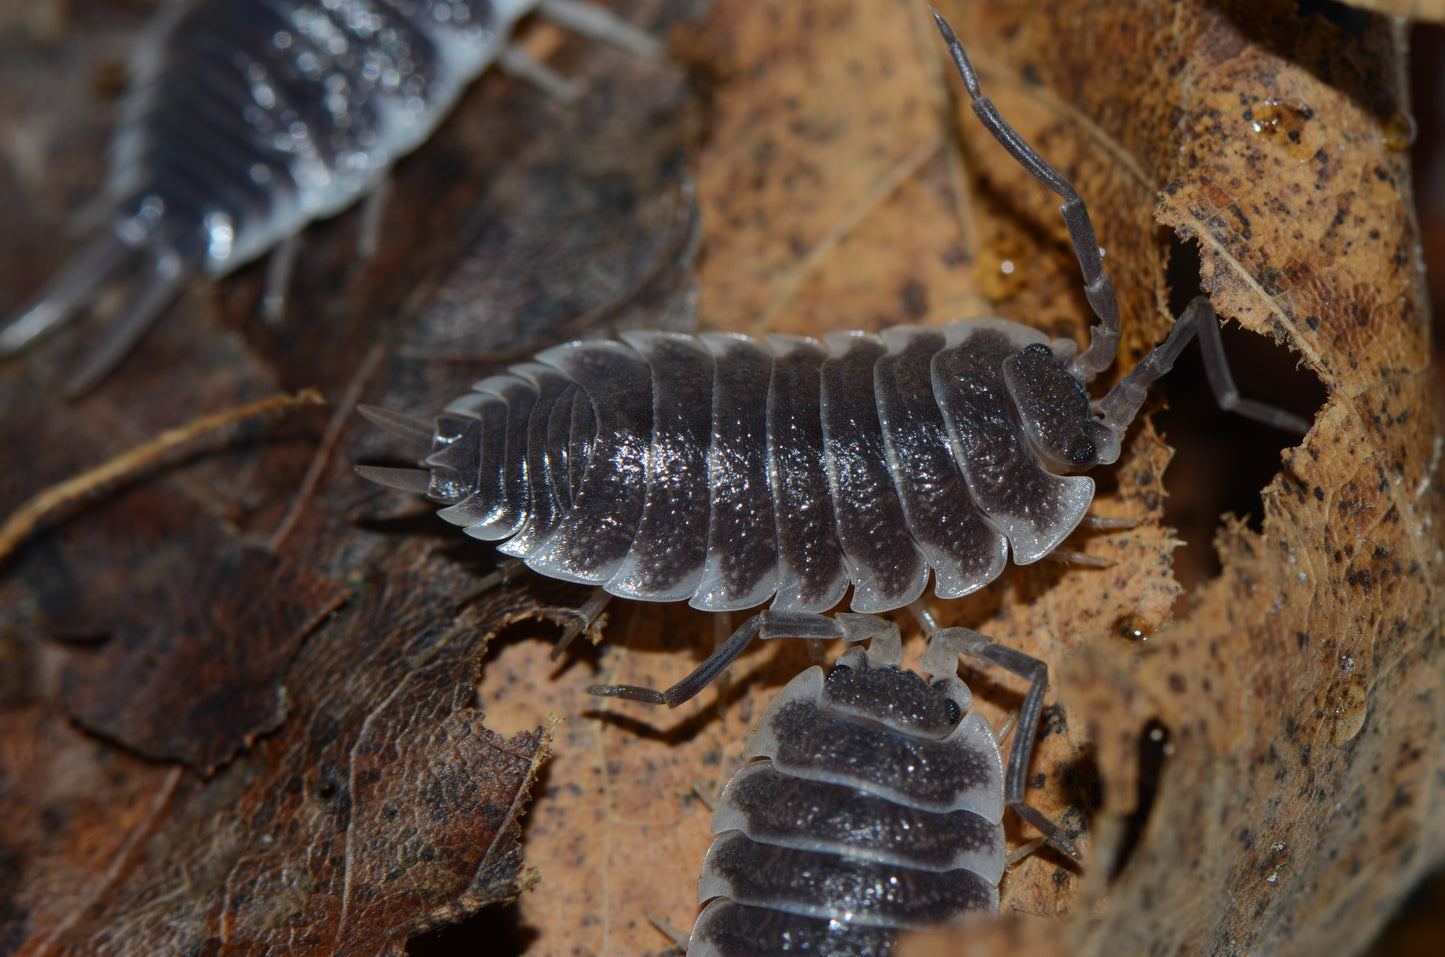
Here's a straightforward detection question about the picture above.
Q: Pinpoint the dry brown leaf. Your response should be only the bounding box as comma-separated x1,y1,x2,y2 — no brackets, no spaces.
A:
2,0,1441,954
0,0,697,952
0,389,323,563
540,0,1442,953
885,0,1439,954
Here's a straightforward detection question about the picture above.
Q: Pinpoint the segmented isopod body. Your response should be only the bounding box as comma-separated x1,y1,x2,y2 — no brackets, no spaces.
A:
355,12,1314,948
393,320,1098,616
690,618,1038,956
0,0,657,390
358,11,1308,708
692,658,999,955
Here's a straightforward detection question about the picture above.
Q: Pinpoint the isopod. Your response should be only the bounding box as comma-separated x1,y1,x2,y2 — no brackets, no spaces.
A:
356,12,1311,732
688,614,1049,956
356,10,1314,950
358,13,1308,707
0,0,659,393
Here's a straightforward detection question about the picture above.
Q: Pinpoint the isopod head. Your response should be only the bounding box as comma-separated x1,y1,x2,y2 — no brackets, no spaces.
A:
1003,342,1123,470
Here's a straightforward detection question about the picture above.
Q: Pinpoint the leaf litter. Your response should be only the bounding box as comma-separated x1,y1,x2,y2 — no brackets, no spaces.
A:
0,0,700,952
2,0,1442,954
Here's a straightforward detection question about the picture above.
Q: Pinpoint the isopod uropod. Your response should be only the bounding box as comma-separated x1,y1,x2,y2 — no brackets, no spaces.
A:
0,0,659,393
358,11,1309,705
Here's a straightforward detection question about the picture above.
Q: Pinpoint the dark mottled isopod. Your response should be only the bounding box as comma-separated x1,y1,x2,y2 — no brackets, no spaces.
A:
368,319,1095,609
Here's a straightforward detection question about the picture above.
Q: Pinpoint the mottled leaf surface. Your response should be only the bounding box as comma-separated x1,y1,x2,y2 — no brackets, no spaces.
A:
895,0,1443,954
2,0,1440,954
0,0,699,952
564,0,1438,955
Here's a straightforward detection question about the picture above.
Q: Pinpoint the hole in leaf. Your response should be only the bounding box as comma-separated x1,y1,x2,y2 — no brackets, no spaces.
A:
1293,0,1371,37
1152,238,1327,594
408,901,535,956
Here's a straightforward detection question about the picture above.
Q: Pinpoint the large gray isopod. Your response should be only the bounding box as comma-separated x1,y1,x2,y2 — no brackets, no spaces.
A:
359,10,1309,708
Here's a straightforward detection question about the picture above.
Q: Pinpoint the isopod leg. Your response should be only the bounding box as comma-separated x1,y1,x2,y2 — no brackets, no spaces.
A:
922,623,1081,860
588,610,845,707
1094,296,1311,436
1043,546,1112,569
63,249,188,397
497,45,580,103
590,614,761,705
932,10,1120,383
262,233,303,323
709,612,735,695
536,0,663,59
450,557,529,606
645,910,689,954
1192,298,1312,433
833,612,903,668
550,586,612,659
1079,514,1137,531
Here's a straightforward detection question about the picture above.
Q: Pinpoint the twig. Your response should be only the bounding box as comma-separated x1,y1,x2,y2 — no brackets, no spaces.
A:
269,347,384,552
0,389,326,564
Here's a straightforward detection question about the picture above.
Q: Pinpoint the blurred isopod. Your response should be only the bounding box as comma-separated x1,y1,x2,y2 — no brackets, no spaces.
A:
0,0,659,394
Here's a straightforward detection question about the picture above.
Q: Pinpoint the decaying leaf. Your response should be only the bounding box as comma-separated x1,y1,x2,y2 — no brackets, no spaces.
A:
1,0,1440,954
0,0,698,951
891,0,1443,953
553,0,1441,953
